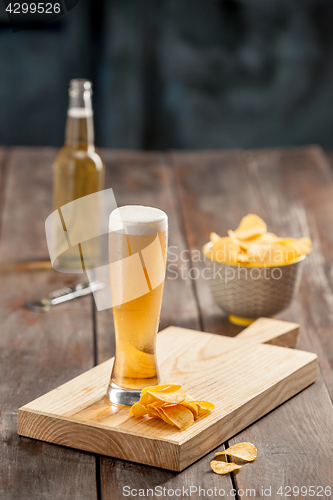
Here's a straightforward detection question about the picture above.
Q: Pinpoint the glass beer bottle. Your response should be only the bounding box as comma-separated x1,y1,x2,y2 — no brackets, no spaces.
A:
52,79,105,270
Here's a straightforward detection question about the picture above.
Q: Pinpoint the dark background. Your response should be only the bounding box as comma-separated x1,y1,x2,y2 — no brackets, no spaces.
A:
1,0,333,150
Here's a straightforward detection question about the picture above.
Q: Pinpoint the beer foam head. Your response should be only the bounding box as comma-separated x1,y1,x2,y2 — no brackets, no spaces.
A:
109,206,168,234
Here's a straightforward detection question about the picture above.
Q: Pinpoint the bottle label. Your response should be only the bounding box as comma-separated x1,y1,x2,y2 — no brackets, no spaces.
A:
68,108,93,118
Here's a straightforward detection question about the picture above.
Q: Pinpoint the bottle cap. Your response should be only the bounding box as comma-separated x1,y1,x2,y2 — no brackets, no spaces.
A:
69,79,92,96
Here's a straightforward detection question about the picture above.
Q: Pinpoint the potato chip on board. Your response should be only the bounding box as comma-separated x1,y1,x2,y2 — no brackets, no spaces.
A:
141,384,182,395
155,407,176,426
129,402,149,417
146,404,174,425
145,404,160,417
129,384,214,430
161,405,194,430
215,442,257,462
140,386,187,406
210,460,242,475
178,400,199,419
194,401,215,413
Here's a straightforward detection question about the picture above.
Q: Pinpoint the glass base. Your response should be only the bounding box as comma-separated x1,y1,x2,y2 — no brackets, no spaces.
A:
106,381,141,406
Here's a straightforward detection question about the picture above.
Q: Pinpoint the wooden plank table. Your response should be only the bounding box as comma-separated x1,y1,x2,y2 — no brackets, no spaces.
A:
1,146,333,499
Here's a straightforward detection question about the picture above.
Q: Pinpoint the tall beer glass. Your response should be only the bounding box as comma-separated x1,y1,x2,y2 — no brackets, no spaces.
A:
106,206,168,405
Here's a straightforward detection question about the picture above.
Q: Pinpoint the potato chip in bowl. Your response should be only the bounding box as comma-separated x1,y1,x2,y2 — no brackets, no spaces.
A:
203,215,311,325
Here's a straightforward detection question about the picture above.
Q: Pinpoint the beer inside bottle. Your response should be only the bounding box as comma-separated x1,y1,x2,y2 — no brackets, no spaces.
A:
107,206,168,402
52,79,104,270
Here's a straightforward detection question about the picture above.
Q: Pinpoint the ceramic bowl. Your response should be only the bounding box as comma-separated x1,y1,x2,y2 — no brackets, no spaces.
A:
206,256,305,326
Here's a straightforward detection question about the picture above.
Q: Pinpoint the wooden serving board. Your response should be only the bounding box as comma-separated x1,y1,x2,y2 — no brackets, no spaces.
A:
17,319,316,471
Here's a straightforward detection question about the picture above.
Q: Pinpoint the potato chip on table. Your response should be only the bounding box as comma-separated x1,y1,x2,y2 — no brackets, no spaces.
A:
215,442,257,461
210,442,257,475
210,461,242,474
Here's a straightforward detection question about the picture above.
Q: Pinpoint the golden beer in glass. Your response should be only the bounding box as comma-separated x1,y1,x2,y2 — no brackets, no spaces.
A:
106,206,168,405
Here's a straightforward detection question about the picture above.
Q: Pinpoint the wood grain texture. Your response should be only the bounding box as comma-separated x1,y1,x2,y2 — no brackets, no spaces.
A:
226,147,333,497
18,325,317,471
237,317,300,347
99,455,237,500
172,147,333,497
0,260,53,273
0,148,97,500
3,146,333,498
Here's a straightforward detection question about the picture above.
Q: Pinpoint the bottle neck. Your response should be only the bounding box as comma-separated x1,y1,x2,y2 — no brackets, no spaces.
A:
65,89,95,149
